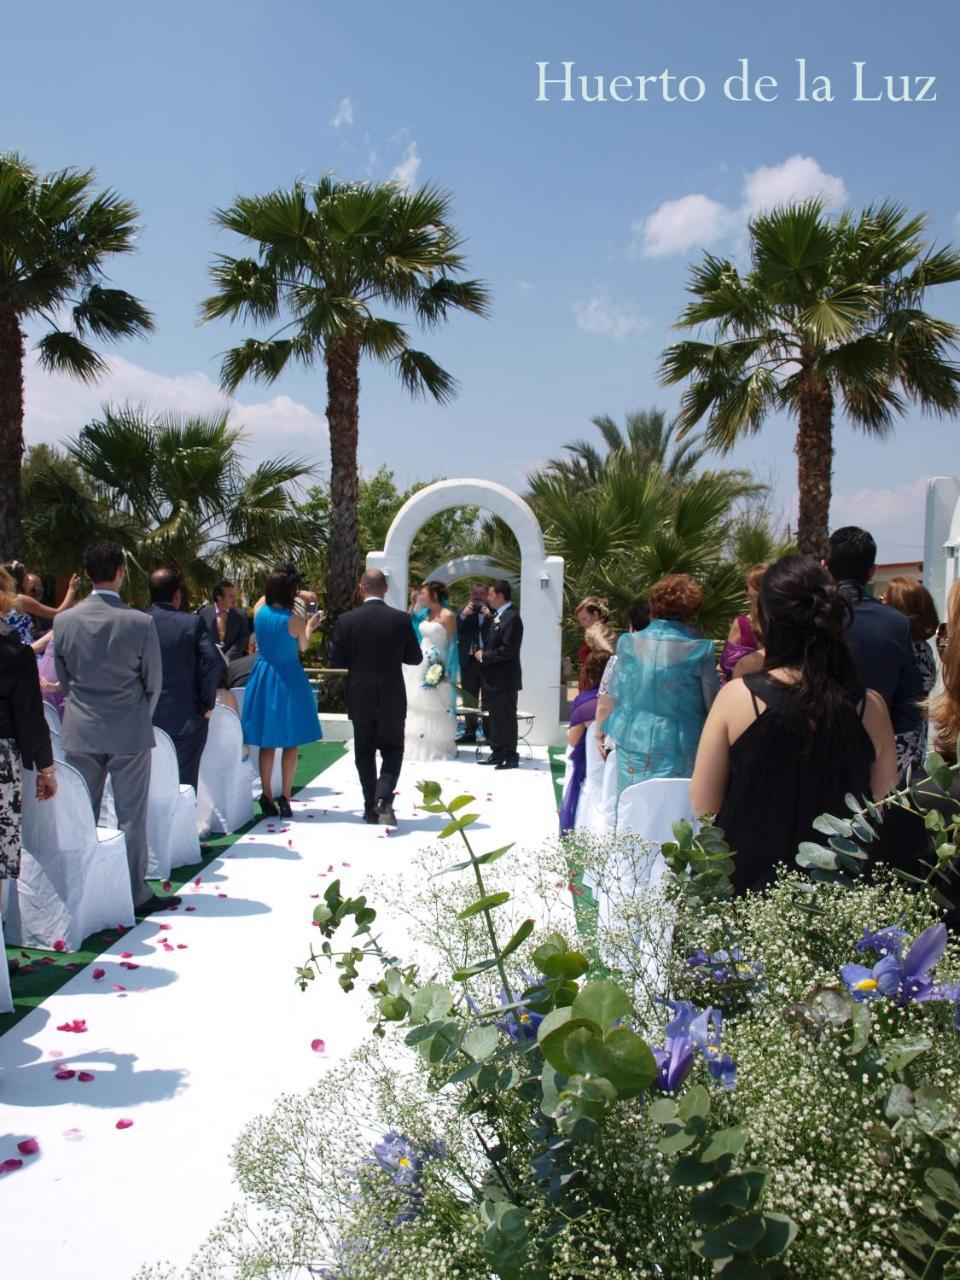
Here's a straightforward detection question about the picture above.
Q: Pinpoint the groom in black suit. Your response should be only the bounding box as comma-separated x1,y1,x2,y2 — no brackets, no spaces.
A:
331,569,423,825
476,580,524,770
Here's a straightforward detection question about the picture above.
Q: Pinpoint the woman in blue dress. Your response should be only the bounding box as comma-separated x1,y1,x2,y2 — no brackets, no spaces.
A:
242,568,323,818
605,574,719,805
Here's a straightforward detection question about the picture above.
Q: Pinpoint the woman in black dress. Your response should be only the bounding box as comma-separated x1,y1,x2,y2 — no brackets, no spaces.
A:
691,556,897,894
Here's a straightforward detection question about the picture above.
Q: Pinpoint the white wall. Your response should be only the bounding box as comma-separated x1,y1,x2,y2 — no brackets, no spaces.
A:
923,477,960,622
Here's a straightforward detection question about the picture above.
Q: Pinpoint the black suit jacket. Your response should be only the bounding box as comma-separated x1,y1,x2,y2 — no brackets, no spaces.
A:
840,585,924,736
197,602,251,663
330,600,423,729
457,606,491,670
149,603,222,738
480,606,523,694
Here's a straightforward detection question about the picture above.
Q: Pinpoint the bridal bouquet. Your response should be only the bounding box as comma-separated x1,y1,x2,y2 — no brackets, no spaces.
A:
421,642,446,689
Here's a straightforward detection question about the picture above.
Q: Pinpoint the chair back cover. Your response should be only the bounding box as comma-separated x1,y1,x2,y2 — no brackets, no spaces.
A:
43,700,62,736
22,761,97,853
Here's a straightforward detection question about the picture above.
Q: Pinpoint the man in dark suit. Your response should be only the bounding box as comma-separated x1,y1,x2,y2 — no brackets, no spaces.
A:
476,579,524,770
148,568,222,791
457,581,492,743
331,569,423,825
826,526,925,759
198,580,251,663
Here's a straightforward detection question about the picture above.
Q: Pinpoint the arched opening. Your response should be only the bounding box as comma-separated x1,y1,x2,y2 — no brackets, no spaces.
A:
367,479,565,745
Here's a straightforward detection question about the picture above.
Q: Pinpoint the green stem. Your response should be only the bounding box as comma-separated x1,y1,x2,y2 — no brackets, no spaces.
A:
450,806,512,995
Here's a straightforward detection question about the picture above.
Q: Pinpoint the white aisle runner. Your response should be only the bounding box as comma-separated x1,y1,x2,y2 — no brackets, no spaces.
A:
0,749,559,1279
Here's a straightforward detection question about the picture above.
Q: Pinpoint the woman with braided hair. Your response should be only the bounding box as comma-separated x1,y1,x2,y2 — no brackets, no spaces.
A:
691,556,897,893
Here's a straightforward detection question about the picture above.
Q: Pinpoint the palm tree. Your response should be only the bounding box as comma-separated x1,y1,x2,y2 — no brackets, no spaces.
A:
550,408,707,484
199,177,490,624
26,406,319,603
0,152,153,556
483,442,759,641
660,200,960,556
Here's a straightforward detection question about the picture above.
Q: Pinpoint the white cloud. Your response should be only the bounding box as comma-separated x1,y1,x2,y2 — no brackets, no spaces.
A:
635,155,848,258
572,295,648,340
329,97,354,129
633,193,731,259
390,139,422,190
742,155,846,215
518,280,536,293
22,349,328,466
780,476,927,560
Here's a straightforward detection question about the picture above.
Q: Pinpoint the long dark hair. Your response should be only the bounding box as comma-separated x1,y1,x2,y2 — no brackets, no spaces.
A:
758,556,860,745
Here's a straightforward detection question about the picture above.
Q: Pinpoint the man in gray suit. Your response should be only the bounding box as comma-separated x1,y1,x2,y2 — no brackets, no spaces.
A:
54,541,178,914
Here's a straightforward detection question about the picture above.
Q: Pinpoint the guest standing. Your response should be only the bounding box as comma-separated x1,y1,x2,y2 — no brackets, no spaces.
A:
595,599,650,756
720,564,766,681
881,576,938,774
574,596,615,692
560,636,613,833
691,556,897,894
331,570,423,826
605,575,718,798
147,568,222,790
2,559,80,646
198,579,251,662
825,527,924,779
53,541,170,914
241,568,323,819
0,573,57,919
457,582,491,743
476,580,524,770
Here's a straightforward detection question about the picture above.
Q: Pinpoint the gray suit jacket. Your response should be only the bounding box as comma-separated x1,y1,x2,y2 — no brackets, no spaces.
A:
54,592,162,754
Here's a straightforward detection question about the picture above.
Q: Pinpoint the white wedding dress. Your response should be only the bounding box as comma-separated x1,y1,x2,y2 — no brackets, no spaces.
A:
404,617,459,762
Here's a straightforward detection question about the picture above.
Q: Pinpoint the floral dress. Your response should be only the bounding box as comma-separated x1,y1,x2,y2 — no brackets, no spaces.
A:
896,639,937,778
3,608,34,645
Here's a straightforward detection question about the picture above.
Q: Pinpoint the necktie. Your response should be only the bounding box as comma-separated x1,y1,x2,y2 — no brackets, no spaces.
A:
217,610,227,642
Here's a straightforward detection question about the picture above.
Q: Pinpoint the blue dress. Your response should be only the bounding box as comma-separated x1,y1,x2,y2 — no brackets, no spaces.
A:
241,606,322,748
606,619,719,796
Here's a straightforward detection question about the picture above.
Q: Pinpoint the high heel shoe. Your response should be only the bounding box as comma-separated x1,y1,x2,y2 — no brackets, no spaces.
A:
277,795,293,818
260,795,279,818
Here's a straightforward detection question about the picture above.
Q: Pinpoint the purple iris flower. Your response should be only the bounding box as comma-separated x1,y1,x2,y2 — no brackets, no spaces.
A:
854,924,909,959
651,1000,737,1093
684,946,760,988
495,987,544,1042
842,923,947,1005
372,1131,424,1187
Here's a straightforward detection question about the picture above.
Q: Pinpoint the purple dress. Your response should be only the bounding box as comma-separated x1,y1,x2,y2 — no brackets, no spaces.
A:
37,638,67,716
559,687,599,834
720,615,758,682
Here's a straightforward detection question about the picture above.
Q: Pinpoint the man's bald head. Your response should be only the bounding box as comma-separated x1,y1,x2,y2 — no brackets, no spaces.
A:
360,569,388,598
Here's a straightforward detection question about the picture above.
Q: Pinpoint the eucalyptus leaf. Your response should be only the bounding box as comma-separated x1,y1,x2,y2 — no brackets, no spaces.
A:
463,1023,500,1061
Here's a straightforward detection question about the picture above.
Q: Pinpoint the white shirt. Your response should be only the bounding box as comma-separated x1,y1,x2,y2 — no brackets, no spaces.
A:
92,589,121,599
362,596,386,604
495,602,512,620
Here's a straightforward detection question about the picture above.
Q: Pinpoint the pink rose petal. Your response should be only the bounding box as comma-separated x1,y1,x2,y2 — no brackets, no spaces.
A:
111,984,127,992
77,1071,95,1083
55,1069,76,1080
92,969,106,980
65,962,79,971
53,939,66,952
310,1038,326,1054
120,962,140,970
161,881,172,891
56,1019,87,1033
115,1118,134,1130
120,952,133,959
158,923,172,931
176,943,188,949
48,1049,64,1059
185,906,196,912
0,1159,23,1174
194,877,201,887
63,1128,83,1142
17,1138,39,1155
217,893,227,898
341,861,351,868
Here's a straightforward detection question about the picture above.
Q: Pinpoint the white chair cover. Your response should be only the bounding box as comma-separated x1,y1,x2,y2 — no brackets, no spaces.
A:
574,725,612,835
147,728,201,878
42,701,62,735
196,706,254,835
11,763,135,951
0,905,13,1014
50,733,65,763
615,777,696,890
598,747,619,833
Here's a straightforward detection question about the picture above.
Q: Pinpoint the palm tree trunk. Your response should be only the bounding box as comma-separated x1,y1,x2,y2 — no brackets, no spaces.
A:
324,333,361,627
795,369,834,558
0,304,25,559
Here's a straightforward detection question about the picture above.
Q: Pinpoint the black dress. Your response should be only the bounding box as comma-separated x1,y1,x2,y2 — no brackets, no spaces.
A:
717,673,875,893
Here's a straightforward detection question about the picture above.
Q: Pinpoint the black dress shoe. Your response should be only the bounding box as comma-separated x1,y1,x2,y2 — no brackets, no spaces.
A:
376,800,397,826
495,759,520,770
260,795,279,818
363,808,379,824
277,795,293,819
478,755,501,766
137,893,183,915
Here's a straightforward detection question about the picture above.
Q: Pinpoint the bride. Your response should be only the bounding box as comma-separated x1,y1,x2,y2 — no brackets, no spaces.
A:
404,580,460,762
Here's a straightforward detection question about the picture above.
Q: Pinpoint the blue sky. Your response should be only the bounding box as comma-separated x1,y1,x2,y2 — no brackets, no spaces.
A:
7,0,960,559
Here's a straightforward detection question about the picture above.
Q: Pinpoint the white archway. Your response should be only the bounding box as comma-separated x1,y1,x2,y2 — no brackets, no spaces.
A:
425,553,517,589
367,479,565,745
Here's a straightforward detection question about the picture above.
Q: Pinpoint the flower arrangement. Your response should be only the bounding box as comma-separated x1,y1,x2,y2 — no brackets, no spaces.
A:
421,642,446,689
143,768,960,1280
